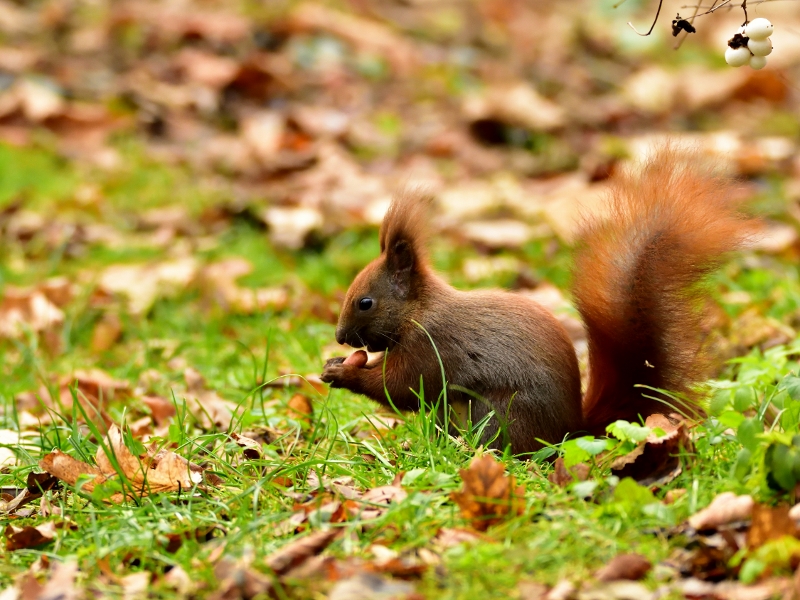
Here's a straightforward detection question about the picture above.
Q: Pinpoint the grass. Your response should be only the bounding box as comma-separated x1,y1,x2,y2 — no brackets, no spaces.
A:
0,140,799,598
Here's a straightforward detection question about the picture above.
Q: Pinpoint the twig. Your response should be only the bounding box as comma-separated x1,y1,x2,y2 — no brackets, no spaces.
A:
627,0,663,36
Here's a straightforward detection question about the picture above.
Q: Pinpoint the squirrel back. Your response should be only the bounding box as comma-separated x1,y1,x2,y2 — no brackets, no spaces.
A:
574,151,754,432
322,149,756,454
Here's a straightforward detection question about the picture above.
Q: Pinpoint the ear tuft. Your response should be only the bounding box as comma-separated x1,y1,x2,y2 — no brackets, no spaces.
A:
379,189,432,260
379,189,432,297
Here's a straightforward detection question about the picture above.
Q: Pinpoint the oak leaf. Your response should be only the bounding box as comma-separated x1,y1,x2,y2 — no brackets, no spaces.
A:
451,454,525,531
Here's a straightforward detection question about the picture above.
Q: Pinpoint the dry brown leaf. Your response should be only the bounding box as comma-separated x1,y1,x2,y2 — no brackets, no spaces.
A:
265,529,340,576
241,110,285,165
175,48,239,90
0,285,64,351
231,433,262,460
463,82,565,132
518,581,548,600
594,553,652,582
112,4,250,45
98,258,199,315
39,425,216,502
459,220,534,250
38,560,80,600
673,576,791,600
350,413,404,440
288,3,416,75
433,527,483,549
199,258,288,314
610,413,692,486
327,572,416,600
262,206,323,250
90,312,122,353
183,367,237,431
121,572,150,600
0,472,59,515
354,485,408,521
451,454,525,531
688,492,754,530
287,394,313,422
5,521,57,551
547,457,590,488
747,504,798,549
141,395,175,427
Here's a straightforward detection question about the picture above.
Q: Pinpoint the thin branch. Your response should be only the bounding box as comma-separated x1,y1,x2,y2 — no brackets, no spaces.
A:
627,0,664,36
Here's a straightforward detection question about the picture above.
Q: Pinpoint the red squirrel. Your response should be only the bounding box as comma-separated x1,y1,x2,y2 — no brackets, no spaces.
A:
320,151,755,456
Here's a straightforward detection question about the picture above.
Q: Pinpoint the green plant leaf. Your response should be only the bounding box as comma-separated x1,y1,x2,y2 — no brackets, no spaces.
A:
737,417,763,452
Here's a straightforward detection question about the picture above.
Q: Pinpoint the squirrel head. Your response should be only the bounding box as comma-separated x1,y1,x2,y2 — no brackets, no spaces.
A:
335,192,431,352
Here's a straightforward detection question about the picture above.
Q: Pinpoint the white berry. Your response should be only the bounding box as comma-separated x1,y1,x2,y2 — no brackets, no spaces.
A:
745,18,773,40
749,55,767,70
725,45,751,67
747,38,772,57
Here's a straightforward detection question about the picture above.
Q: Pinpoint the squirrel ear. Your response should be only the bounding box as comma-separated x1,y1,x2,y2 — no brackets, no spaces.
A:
380,191,431,298
386,239,416,297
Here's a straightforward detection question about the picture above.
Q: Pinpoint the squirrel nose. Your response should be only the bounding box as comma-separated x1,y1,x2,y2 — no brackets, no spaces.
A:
335,328,347,345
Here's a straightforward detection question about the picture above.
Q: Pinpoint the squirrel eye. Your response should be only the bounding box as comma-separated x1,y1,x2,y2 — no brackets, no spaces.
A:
358,297,374,311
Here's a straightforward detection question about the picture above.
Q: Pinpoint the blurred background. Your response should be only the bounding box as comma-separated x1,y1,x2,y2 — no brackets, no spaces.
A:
0,0,799,431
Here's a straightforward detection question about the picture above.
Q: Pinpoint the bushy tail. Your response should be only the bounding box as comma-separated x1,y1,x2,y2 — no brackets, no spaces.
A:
573,149,756,432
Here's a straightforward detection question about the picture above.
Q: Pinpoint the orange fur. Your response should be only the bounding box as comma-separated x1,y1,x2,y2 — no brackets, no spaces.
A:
575,150,755,431
323,149,758,454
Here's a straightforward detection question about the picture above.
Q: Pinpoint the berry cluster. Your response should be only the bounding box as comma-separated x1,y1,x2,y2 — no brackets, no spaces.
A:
725,18,774,70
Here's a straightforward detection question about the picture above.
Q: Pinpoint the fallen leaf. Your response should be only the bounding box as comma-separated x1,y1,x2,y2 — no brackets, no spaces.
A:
39,425,216,502
353,485,408,521
594,553,652,582
0,285,64,351
163,565,194,596
98,257,199,315
5,521,57,551
265,529,340,576
747,504,798,549
0,472,60,515
121,572,150,600
458,219,534,250
518,581,548,600
433,527,483,548
451,454,525,531
611,413,692,486
38,560,80,600
463,82,565,133
141,395,175,427
231,433,262,460
548,457,590,487
287,394,313,422
262,206,323,250
688,492,754,530
288,3,416,75
327,572,416,600
175,48,240,90
90,312,122,353
199,259,288,314
183,367,237,431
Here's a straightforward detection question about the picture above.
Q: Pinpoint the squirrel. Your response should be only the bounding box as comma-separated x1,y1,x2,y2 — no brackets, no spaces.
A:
320,150,755,456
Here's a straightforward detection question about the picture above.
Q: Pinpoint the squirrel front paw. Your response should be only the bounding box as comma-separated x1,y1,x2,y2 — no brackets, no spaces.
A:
321,358,355,388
